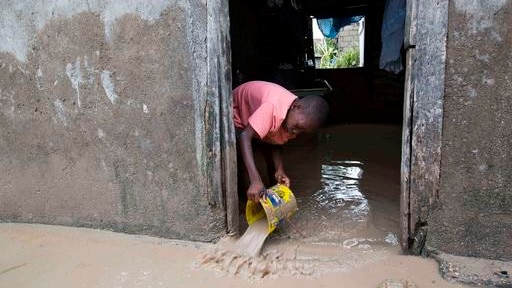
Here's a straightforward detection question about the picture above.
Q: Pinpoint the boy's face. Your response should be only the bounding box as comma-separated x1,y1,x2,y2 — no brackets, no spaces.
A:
284,102,317,136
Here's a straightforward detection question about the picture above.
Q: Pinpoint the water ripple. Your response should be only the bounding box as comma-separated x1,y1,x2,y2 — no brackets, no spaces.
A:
312,161,369,221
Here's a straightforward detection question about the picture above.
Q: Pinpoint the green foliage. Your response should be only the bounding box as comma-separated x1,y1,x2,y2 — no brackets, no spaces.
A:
336,48,360,68
315,39,360,69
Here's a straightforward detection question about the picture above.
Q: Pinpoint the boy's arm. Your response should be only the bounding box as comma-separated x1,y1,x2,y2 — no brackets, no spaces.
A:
271,145,290,187
239,125,265,202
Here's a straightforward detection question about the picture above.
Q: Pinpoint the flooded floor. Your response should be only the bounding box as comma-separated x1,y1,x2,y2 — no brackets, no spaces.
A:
277,124,402,247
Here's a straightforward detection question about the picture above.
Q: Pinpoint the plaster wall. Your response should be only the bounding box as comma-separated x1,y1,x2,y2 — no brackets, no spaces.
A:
428,0,512,260
0,0,226,241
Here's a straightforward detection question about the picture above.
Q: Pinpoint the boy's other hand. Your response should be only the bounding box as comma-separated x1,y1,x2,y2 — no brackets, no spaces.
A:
275,170,290,187
247,181,265,202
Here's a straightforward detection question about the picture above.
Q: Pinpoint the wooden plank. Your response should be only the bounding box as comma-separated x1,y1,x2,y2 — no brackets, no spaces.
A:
207,0,239,234
408,0,448,251
400,47,415,250
404,0,418,48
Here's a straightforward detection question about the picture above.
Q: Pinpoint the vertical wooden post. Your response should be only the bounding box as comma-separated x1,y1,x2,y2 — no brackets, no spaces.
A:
401,48,415,250
400,0,417,251
207,0,239,234
402,0,449,254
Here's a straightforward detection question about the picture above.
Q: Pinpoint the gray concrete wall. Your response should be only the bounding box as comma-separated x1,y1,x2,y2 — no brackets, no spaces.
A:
0,0,228,241
427,0,512,260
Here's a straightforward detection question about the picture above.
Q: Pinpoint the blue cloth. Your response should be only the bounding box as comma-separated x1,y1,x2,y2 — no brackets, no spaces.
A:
379,0,406,74
317,16,363,39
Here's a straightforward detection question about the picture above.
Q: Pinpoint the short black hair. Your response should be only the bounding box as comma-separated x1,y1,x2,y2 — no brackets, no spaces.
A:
298,96,329,127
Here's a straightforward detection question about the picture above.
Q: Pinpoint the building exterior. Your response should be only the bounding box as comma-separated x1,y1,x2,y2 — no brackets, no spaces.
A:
0,0,510,285
0,0,234,242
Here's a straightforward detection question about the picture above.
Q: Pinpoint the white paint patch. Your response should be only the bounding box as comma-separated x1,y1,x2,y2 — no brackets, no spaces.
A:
478,164,489,172
454,0,507,35
468,86,477,98
65,57,82,107
53,99,67,126
1,89,16,103
476,52,490,63
97,128,105,139
100,159,108,171
0,1,175,62
142,104,149,114
7,106,15,118
83,55,95,85
36,67,43,90
482,76,495,85
490,30,503,42
100,70,118,104
384,233,399,246
140,138,152,153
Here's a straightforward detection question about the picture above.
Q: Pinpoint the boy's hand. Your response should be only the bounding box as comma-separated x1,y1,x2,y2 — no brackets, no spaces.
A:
275,170,290,187
247,181,265,202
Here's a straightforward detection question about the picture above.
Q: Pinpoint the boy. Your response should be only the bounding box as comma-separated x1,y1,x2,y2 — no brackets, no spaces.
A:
233,80,329,203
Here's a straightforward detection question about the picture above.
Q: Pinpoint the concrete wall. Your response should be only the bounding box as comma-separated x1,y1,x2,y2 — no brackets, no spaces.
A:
427,0,512,261
0,0,229,241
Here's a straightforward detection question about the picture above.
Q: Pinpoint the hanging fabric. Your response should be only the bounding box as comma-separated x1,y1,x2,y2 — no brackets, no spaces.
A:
379,0,406,74
317,16,363,39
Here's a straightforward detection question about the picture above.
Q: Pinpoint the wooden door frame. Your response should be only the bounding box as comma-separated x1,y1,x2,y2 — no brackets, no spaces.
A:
400,0,449,252
207,0,239,235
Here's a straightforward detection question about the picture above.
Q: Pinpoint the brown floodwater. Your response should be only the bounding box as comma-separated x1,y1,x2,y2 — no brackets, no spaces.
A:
272,124,402,246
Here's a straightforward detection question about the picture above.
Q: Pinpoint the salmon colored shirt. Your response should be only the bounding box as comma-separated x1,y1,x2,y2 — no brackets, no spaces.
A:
233,81,297,145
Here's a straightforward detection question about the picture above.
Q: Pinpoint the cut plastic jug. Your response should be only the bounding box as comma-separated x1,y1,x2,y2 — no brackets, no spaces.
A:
245,184,298,234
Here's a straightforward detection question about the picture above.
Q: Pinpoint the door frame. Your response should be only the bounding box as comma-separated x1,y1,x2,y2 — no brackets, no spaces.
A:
215,0,450,248
400,0,449,252
207,0,239,234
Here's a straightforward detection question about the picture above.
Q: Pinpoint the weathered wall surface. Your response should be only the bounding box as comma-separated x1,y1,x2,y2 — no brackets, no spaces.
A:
428,0,512,260
0,0,227,241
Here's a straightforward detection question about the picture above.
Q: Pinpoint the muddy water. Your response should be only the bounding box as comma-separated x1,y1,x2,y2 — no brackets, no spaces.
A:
279,124,402,246
234,219,269,257
0,222,468,287
198,124,405,279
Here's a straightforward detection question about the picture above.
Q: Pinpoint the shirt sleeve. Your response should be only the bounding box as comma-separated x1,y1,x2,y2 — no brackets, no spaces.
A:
247,102,274,139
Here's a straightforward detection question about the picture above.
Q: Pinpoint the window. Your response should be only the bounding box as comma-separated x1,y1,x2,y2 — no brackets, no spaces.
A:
312,16,365,69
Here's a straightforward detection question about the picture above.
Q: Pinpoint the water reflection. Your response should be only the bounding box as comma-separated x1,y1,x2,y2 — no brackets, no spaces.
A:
313,160,368,222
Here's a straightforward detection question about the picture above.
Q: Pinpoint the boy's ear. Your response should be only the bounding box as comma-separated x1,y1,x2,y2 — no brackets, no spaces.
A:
291,99,302,110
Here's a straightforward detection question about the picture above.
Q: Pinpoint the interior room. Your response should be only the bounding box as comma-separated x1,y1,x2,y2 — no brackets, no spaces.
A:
230,0,406,250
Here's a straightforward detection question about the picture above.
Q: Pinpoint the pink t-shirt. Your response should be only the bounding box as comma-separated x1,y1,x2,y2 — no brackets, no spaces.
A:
233,81,297,145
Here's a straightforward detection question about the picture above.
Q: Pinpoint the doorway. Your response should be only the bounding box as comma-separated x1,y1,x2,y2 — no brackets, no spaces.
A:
227,0,408,252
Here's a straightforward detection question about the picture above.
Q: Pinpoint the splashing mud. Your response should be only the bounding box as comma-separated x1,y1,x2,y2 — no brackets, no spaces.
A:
196,219,321,279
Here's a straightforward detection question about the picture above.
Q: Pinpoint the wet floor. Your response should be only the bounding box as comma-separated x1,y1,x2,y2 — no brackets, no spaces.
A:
0,222,468,287
269,124,402,249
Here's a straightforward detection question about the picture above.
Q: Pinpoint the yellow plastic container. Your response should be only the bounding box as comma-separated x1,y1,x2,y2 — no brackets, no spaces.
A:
245,184,298,234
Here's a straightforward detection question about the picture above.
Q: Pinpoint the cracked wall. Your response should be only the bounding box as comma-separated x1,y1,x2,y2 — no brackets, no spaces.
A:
427,0,512,260
0,0,226,241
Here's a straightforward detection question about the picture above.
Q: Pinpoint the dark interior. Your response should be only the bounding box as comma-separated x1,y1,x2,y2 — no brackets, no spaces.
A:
229,0,405,124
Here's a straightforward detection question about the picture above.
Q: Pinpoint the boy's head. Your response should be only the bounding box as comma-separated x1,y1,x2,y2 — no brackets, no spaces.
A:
284,96,329,136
